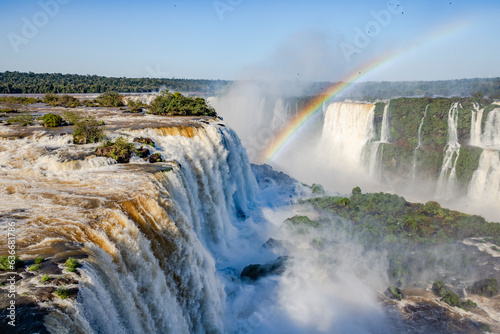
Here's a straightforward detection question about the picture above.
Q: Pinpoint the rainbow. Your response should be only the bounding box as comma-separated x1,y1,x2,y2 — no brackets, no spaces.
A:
258,18,471,164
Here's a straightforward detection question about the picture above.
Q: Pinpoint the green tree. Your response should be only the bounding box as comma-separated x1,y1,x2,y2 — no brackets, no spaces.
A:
73,116,105,144
40,113,63,127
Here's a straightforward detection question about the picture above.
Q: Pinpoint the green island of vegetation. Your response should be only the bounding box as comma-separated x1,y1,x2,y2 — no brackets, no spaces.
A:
288,186,500,291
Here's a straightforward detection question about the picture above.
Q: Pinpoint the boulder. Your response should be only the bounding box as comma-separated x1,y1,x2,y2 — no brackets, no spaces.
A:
37,287,55,302
148,153,163,163
241,256,290,281
136,148,150,158
133,137,154,146
95,145,131,163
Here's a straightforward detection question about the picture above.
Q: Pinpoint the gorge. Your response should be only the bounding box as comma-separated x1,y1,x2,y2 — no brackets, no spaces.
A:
0,94,499,333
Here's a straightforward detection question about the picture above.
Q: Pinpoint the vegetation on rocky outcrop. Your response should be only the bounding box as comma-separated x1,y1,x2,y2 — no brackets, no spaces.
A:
149,90,217,117
72,114,105,144
40,113,63,127
96,137,135,163
467,278,499,297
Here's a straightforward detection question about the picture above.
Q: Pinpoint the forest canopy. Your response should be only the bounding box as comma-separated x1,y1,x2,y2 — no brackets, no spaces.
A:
1,71,499,100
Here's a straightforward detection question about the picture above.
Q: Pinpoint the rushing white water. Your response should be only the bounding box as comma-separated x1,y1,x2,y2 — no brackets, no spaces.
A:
482,108,500,149
468,150,500,208
435,102,461,199
470,102,484,147
319,102,376,169
0,123,263,333
466,106,500,210
380,103,391,143
411,104,428,182
367,102,390,180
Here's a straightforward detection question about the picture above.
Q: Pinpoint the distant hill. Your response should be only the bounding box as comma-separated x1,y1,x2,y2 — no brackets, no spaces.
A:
1,71,499,100
0,71,231,95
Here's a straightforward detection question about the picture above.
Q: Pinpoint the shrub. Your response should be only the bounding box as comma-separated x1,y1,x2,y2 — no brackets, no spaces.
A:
43,93,81,107
149,90,217,116
62,110,80,125
352,186,362,195
54,287,71,299
441,291,461,307
8,113,34,126
96,137,134,163
467,278,499,297
126,99,143,113
28,264,41,271
65,257,81,272
462,299,477,308
73,116,105,144
34,257,44,264
42,93,58,105
311,183,325,195
0,256,24,270
40,113,63,127
41,275,50,282
96,92,124,107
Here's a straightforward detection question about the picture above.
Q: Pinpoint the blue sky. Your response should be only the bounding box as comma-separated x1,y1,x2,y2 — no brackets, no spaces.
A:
0,0,499,81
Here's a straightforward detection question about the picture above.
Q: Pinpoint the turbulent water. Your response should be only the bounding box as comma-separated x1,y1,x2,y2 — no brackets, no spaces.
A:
1,98,500,333
0,116,267,333
319,102,376,169
468,106,500,210
435,102,462,200
411,104,428,182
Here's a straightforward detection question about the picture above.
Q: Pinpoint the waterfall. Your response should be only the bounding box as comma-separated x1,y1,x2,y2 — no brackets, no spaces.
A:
411,104,429,182
367,102,390,179
0,123,259,333
380,103,391,143
467,107,500,206
470,102,484,147
482,108,500,148
467,150,500,207
435,102,461,199
319,102,376,169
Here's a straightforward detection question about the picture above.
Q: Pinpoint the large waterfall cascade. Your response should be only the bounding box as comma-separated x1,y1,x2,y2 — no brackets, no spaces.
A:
468,105,500,207
0,117,266,333
319,102,376,169
435,102,462,199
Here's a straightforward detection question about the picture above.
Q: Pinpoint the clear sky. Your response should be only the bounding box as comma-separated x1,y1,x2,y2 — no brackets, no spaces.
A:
0,0,499,81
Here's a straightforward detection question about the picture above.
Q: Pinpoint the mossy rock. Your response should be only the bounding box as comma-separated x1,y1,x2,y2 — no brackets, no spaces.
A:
384,286,405,301
467,278,499,297
441,291,462,307
95,137,134,163
432,280,449,297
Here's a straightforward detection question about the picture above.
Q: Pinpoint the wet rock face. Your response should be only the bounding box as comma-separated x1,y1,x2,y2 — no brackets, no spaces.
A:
240,256,290,281
148,153,163,163
136,148,150,158
0,303,50,334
